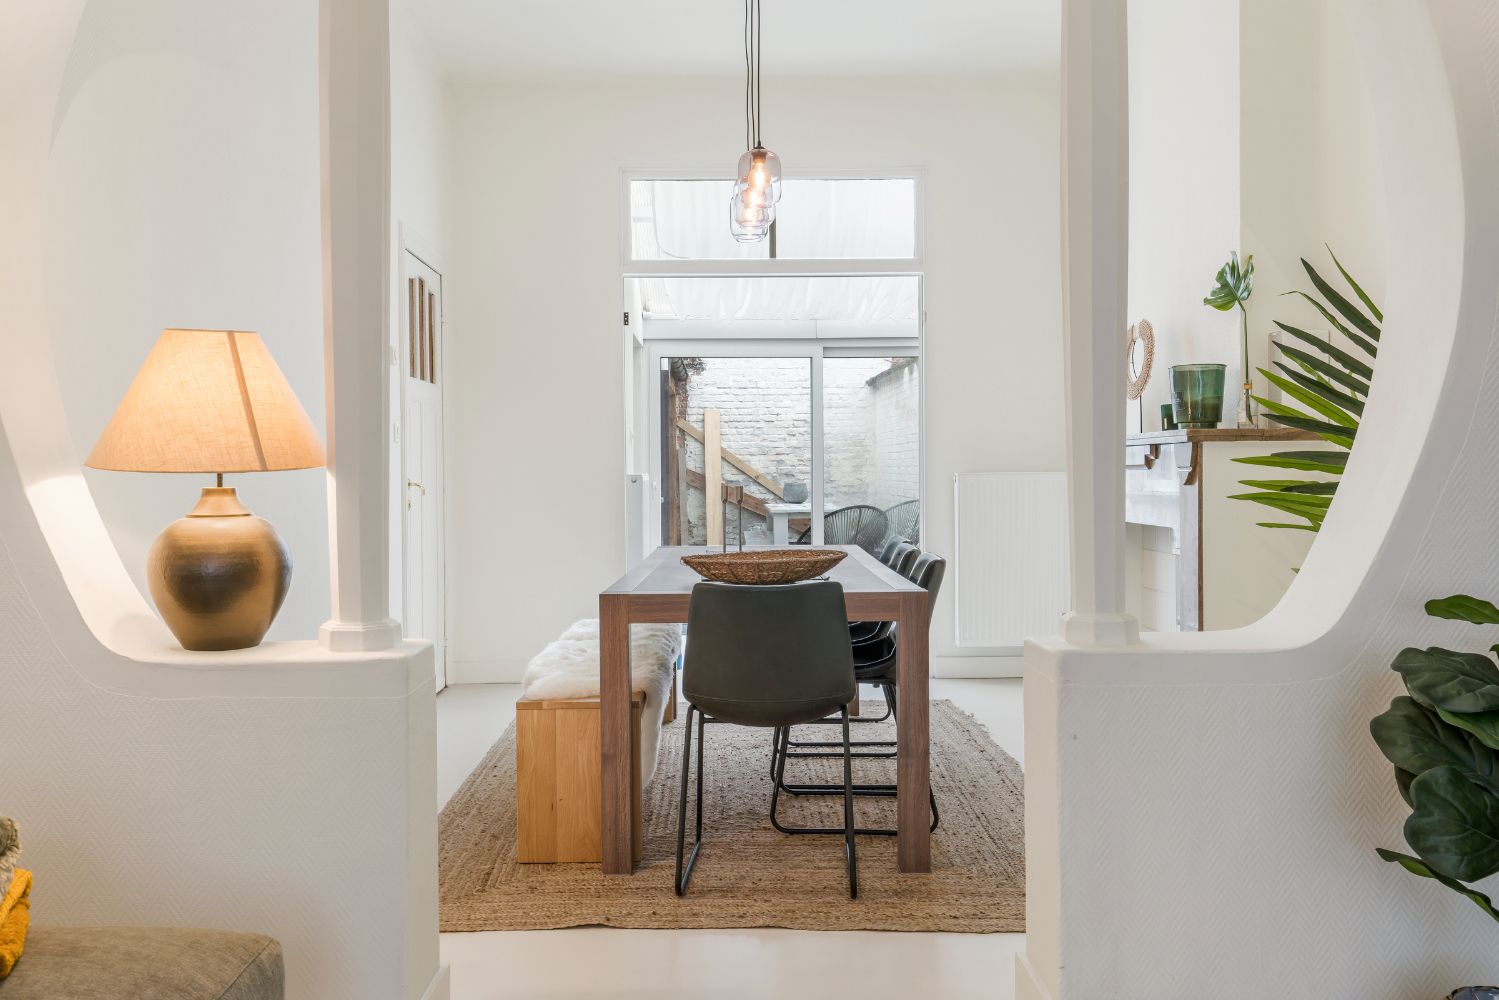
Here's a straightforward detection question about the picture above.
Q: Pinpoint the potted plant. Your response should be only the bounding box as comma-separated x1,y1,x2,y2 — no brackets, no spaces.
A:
1228,249,1381,535
1372,594,1499,999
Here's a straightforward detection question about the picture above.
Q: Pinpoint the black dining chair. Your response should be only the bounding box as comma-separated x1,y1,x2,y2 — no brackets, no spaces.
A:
877,537,905,566
772,552,947,836
676,580,860,898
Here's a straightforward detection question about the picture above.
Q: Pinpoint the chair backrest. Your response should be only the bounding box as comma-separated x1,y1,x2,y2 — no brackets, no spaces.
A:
884,540,917,570
884,500,920,545
825,505,888,555
906,552,947,625
893,544,920,578
682,581,856,727
878,537,905,566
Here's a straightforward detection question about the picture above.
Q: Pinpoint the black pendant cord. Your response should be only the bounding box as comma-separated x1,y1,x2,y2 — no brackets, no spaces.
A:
743,0,763,150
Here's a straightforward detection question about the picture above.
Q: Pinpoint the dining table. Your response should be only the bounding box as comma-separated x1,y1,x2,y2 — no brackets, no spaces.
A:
598,544,931,875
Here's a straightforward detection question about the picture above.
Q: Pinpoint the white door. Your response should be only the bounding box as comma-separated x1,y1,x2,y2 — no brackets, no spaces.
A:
401,250,446,690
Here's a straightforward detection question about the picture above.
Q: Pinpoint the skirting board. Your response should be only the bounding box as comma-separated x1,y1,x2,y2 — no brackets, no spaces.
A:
454,654,1023,684
421,964,451,1000
1015,956,1054,1000
932,654,1024,679
448,658,528,685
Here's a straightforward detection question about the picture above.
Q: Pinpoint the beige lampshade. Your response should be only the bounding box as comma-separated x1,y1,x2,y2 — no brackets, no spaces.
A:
86,329,326,474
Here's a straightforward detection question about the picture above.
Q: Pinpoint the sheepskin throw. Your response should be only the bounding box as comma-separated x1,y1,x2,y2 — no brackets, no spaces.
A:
0,819,18,898
520,621,680,786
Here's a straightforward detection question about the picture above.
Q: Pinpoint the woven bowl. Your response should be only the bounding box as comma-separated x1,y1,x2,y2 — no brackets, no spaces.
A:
681,549,847,585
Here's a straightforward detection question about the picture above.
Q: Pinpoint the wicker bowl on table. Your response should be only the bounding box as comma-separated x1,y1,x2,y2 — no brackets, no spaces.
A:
681,549,847,585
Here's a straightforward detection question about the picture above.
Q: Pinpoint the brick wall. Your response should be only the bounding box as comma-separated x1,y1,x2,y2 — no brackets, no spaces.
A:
675,356,919,544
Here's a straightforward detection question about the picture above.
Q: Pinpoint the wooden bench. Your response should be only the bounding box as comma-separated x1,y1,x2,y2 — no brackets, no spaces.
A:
516,694,645,864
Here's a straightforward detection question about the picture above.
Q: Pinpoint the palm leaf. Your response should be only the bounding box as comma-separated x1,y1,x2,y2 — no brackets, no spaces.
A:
1285,290,1380,359
1257,521,1319,531
1328,245,1382,323
1252,398,1358,447
1303,257,1380,342
1274,323,1374,382
1259,368,1358,427
1233,451,1349,473
1273,361,1365,415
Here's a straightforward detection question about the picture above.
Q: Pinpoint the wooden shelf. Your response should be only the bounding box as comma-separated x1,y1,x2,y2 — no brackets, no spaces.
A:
1127,427,1322,447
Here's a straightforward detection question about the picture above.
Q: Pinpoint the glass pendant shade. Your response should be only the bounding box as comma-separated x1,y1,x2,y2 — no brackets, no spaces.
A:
735,147,783,204
730,147,781,242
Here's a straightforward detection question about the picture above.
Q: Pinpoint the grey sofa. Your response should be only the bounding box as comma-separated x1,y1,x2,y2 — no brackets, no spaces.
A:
0,926,284,999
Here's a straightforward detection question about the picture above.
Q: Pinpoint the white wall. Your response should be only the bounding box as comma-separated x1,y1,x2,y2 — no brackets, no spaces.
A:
1128,0,1387,427
52,0,329,640
444,72,1062,681
3,5,443,999
1126,0,1242,423
1241,0,1388,358
389,3,450,629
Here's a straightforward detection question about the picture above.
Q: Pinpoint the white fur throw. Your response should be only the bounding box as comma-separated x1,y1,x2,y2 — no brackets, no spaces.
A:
519,621,680,786
0,817,18,897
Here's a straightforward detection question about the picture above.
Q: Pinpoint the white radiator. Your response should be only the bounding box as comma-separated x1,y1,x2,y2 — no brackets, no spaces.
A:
953,472,1070,649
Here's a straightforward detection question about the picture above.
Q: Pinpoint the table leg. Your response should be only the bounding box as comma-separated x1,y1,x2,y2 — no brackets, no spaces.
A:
600,594,634,874
896,589,931,873
772,514,788,546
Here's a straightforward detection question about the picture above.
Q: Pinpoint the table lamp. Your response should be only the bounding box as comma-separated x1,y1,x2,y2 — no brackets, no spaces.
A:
86,329,326,651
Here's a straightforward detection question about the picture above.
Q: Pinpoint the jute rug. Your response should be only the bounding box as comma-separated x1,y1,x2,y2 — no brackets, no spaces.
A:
439,699,1024,933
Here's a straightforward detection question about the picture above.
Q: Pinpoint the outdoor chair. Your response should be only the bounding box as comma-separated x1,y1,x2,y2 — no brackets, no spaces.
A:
884,500,920,545
795,504,888,556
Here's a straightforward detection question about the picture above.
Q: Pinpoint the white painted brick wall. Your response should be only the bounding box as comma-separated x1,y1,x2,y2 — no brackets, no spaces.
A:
675,356,920,544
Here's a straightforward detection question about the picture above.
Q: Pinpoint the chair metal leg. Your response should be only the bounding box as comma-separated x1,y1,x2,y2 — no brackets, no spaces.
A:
773,683,940,835
674,704,704,896
841,706,858,899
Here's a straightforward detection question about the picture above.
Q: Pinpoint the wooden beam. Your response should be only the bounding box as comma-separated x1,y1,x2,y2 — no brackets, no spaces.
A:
704,408,723,546
685,469,769,518
664,374,682,545
676,418,787,500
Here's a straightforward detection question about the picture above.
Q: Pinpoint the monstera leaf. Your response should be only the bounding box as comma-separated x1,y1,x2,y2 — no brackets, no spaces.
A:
1203,251,1254,312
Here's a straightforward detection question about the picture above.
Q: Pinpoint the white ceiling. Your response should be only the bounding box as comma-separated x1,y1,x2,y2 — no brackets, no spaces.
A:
400,0,1059,78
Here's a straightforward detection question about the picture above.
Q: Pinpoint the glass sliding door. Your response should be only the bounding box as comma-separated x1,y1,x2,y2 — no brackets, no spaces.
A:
822,355,920,553
659,354,812,548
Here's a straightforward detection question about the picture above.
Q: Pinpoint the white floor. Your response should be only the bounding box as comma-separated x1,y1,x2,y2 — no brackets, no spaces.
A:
437,679,1025,1000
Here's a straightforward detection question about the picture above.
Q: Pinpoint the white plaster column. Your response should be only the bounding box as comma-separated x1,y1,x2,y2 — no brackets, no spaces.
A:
318,0,401,651
1058,0,1139,647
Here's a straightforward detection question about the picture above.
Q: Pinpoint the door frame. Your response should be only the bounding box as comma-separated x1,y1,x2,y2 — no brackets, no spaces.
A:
396,223,450,690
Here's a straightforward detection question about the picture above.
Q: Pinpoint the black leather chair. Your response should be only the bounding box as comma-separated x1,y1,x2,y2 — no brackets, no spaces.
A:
876,537,905,566
676,580,860,898
772,552,947,836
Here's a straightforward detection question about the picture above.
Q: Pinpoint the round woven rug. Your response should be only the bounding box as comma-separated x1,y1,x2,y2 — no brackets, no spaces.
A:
439,698,1024,933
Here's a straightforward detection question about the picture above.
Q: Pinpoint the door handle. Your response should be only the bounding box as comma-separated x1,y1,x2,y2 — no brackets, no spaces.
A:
406,479,427,510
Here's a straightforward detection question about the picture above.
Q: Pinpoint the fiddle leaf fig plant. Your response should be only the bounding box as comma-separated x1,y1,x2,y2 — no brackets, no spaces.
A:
1372,594,1499,922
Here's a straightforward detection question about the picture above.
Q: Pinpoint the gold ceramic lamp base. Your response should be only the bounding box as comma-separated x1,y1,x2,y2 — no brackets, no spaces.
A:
147,487,291,651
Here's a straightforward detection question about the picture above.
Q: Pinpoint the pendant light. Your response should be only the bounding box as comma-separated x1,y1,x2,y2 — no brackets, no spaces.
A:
731,0,781,243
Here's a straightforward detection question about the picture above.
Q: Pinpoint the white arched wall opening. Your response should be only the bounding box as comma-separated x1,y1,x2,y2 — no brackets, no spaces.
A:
0,4,442,1000
1022,1,1499,997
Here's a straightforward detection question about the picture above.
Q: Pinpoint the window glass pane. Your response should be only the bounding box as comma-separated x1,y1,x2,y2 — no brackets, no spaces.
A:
630,177,917,261
660,356,811,547
823,357,920,553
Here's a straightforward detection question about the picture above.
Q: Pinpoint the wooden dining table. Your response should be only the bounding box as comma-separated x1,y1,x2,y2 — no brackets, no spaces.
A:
598,544,931,875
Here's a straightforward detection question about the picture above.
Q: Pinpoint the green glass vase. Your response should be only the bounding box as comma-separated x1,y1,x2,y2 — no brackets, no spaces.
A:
1169,364,1226,429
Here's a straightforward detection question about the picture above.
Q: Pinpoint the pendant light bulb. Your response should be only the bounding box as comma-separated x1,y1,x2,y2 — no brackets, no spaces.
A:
730,0,779,242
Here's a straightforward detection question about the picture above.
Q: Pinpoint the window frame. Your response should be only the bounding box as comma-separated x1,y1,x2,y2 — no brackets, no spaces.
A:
620,168,927,271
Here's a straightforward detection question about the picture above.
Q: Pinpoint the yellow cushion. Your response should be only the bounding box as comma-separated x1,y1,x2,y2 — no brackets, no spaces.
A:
0,868,31,978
